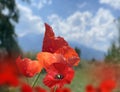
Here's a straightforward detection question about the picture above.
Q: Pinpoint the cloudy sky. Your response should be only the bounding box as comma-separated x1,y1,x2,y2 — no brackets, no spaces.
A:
15,0,120,52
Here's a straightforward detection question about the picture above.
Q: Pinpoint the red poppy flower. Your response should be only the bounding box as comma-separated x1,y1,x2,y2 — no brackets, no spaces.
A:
16,56,43,77
43,62,74,88
42,23,80,66
0,62,19,87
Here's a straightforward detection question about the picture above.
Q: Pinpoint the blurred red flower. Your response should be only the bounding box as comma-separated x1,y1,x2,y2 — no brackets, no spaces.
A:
0,62,19,87
57,88,71,92
16,56,43,77
86,80,116,92
34,86,47,92
42,23,80,66
86,84,96,92
21,83,33,92
21,83,47,92
99,80,116,92
43,62,74,88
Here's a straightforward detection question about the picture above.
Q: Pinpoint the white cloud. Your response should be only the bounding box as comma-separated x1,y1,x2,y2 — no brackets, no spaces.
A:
48,8,117,52
100,0,120,10
31,0,52,9
15,4,44,37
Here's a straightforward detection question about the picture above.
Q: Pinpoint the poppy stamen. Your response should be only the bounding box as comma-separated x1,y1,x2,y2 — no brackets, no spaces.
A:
55,74,64,79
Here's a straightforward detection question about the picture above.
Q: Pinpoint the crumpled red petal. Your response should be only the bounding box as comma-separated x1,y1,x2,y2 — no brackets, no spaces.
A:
42,23,68,53
16,56,42,77
55,46,80,66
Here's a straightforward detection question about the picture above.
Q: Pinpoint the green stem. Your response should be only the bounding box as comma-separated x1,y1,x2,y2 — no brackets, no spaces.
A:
54,86,57,92
26,78,29,84
32,73,41,88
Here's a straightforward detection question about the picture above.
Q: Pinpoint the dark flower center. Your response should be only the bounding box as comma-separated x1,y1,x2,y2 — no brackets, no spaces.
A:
55,74,64,79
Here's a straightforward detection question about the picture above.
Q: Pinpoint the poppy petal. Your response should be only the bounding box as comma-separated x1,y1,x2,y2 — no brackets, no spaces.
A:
37,52,58,69
55,46,80,66
42,23,68,53
16,56,42,77
37,52,66,69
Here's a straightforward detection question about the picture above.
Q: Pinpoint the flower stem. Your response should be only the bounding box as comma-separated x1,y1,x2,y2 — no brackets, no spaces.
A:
54,86,57,92
26,78,29,84
32,73,41,88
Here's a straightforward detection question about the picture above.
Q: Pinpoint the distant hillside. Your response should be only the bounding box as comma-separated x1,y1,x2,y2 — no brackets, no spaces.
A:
18,33,43,52
69,42,105,60
18,33,105,60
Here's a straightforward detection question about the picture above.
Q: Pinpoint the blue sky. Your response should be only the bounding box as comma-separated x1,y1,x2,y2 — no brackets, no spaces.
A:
15,0,120,52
